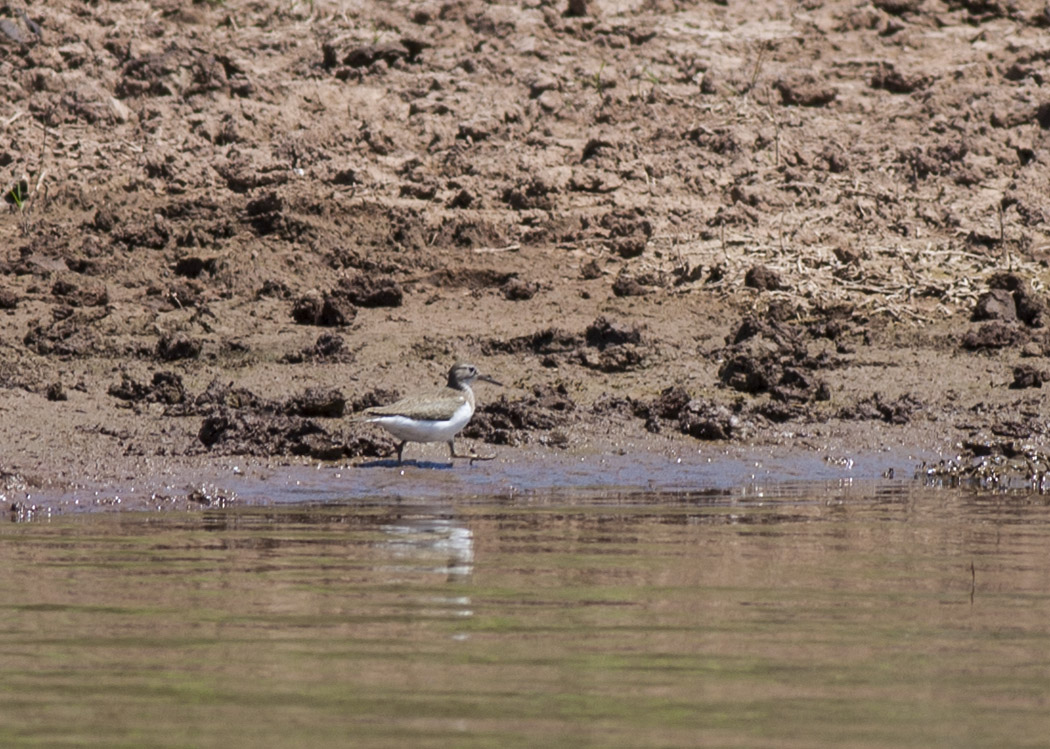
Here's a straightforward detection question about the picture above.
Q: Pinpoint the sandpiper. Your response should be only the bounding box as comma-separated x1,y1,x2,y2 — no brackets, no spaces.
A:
362,362,502,465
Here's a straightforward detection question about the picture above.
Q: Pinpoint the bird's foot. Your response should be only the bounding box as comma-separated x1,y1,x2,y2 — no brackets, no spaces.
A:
449,442,496,464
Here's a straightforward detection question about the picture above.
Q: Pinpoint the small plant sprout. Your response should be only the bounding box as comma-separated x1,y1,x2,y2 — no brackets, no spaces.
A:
641,66,661,100
589,59,607,98
4,176,31,236
744,41,770,96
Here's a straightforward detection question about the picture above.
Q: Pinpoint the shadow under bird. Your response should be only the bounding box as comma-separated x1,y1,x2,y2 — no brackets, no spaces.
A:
361,362,502,465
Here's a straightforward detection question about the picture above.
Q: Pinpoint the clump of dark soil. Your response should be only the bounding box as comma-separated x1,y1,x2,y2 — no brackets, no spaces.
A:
631,385,751,441
1011,365,1046,389
282,333,355,364
197,411,344,460
465,384,576,445
838,393,925,425
292,290,357,327
600,210,652,259
988,272,1046,328
579,316,649,373
744,265,784,291
23,310,104,357
482,328,581,358
775,74,837,107
106,374,357,459
718,317,834,404
283,388,345,418
481,316,650,373
337,274,404,308
350,388,403,413
612,270,664,297
51,274,108,307
961,321,1030,351
0,286,18,309
109,371,186,406
678,399,748,441
501,278,539,301
155,334,202,362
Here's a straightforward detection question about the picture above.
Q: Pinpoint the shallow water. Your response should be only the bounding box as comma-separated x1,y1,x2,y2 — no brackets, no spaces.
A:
3,467,1050,747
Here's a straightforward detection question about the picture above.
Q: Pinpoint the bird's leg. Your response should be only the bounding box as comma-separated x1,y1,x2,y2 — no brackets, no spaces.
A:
448,439,496,464
396,441,406,465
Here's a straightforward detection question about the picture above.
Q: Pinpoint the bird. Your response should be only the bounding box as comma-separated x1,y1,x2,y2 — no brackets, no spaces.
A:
361,362,502,465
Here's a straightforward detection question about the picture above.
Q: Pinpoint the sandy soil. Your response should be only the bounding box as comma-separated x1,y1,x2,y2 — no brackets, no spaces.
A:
3,0,1050,507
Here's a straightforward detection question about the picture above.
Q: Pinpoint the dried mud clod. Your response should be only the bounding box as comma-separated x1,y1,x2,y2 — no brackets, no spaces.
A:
0,286,18,309
108,371,186,407
282,333,354,364
23,310,103,357
774,74,838,107
600,210,652,259
350,388,402,413
192,382,352,459
487,328,577,355
837,393,924,425
501,278,539,301
155,334,202,362
283,388,346,419
870,63,930,94
104,374,353,460
337,274,404,308
1011,365,1046,389
465,384,577,446
482,316,650,373
342,434,398,460
631,385,751,441
579,316,649,373
744,264,784,291
961,321,1030,351
959,273,1048,352
292,289,357,327
197,411,343,460
51,274,108,307
718,317,834,403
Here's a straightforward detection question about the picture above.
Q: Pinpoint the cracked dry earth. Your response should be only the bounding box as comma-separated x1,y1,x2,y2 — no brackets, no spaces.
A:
2,0,1050,505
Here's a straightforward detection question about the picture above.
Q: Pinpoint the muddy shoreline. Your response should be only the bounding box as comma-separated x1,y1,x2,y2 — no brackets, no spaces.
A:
3,1,1050,510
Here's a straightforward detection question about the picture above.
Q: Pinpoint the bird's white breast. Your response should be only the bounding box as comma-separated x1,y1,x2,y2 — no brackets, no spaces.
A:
367,401,474,443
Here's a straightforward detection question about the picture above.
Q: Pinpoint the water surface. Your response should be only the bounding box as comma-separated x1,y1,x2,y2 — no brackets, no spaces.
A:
2,473,1049,747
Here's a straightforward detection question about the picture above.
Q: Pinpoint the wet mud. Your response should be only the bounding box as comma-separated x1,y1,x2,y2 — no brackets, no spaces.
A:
2,1,1050,504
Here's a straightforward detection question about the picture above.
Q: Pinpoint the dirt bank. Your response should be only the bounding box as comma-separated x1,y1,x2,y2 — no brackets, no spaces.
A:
3,0,1050,506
